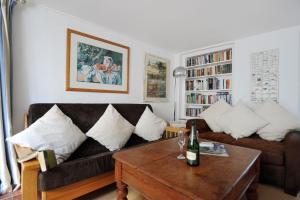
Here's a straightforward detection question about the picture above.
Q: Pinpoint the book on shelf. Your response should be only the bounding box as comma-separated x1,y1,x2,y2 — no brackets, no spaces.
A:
186,106,209,117
186,80,194,90
186,49,232,67
187,63,232,78
199,142,229,157
186,78,231,91
186,92,231,105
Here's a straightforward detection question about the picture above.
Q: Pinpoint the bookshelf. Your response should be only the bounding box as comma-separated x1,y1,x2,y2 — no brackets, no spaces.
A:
185,48,232,117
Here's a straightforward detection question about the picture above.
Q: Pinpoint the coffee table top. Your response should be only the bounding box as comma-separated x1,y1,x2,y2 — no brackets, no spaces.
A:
113,138,261,200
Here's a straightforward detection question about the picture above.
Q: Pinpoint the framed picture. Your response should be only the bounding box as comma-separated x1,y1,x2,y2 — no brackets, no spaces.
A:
144,54,170,102
66,29,130,93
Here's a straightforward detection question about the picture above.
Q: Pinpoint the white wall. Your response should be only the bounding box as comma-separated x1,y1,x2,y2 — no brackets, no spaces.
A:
12,3,174,133
178,25,300,119
233,26,300,118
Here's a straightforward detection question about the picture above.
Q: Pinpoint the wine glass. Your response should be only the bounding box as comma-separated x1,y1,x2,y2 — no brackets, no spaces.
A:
177,131,186,160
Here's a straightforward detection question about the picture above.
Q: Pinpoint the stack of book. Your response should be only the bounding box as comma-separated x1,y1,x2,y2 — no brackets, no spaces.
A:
188,78,231,91
186,80,194,90
215,64,232,74
186,106,209,117
186,92,232,105
206,78,231,90
186,49,232,67
187,63,232,78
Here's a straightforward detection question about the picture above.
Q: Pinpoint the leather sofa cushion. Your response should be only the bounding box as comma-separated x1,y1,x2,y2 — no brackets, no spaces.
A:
199,132,236,144
232,134,284,166
67,137,109,161
38,134,148,191
68,134,148,161
260,164,285,187
28,103,152,133
124,134,148,148
38,150,114,191
199,132,284,166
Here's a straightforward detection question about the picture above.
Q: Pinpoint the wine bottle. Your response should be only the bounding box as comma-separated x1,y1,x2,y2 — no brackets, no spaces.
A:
186,120,200,166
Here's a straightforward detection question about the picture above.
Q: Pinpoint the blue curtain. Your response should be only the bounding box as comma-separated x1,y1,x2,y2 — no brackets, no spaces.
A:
0,0,20,194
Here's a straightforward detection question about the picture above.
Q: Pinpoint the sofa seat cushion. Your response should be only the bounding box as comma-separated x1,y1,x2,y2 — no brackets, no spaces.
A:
260,164,285,187
124,134,148,148
199,132,236,144
39,134,149,191
67,137,109,161
68,134,148,161
38,151,114,191
199,132,284,166
232,134,284,166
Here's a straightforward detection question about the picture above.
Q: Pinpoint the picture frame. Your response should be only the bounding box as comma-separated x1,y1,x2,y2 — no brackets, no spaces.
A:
66,28,130,93
144,54,170,102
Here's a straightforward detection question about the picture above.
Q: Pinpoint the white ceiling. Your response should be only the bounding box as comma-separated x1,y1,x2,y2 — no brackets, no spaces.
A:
31,0,300,53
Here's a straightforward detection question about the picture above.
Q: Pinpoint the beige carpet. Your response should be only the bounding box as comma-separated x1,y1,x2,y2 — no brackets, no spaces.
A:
76,184,299,200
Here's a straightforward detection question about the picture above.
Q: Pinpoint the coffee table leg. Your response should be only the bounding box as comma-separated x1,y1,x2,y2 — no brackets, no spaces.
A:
117,181,128,200
246,159,260,200
246,181,258,200
115,160,128,200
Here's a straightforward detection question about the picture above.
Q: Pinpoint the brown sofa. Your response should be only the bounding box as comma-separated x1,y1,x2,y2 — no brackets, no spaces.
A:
21,103,154,200
187,119,300,196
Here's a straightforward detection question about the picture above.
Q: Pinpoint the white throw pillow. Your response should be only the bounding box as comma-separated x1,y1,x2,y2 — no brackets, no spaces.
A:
200,100,232,132
86,104,134,151
255,100,300,141
217,103,268,139
134,107,167,141
7,105,87,163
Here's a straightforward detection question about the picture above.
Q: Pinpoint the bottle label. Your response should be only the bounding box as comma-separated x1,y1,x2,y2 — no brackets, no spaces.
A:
186,151,196,161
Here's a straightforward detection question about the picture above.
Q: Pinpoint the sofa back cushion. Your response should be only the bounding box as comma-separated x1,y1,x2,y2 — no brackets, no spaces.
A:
28,103,152,133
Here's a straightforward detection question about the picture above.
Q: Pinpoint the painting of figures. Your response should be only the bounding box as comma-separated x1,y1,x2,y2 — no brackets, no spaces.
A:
77,43,123,85
66,29,129,93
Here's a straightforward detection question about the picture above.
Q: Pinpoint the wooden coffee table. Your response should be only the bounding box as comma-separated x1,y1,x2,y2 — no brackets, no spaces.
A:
113,138,261,200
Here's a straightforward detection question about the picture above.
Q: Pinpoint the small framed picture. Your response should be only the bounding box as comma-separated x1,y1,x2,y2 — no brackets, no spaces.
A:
144,54,170,102
66,28,130,93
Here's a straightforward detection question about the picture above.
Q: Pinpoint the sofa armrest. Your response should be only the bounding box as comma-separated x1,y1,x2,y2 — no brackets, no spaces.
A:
283,130,300,195
21,159,40,200
186,119,211,133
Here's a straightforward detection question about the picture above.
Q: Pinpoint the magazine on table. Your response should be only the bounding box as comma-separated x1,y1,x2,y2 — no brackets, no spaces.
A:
199,142,229,157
